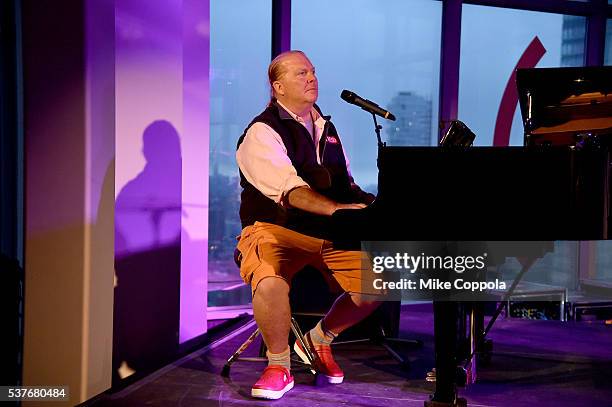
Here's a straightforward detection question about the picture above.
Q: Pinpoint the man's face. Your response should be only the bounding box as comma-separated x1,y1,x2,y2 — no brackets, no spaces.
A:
274,53,318,107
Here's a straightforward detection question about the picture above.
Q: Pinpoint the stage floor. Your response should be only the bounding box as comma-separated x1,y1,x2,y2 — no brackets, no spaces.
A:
90,304,612,406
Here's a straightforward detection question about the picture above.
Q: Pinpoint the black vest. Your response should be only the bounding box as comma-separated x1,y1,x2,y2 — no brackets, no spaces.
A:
237,103,354,239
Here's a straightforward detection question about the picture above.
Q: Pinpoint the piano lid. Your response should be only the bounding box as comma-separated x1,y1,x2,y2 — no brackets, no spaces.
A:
516,66,612,145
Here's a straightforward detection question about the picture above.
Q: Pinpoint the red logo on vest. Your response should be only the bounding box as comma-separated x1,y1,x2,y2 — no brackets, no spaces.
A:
326,135,338,144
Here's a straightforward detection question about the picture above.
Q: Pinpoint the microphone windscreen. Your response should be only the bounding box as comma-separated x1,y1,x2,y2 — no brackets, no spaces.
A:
340,90,355,102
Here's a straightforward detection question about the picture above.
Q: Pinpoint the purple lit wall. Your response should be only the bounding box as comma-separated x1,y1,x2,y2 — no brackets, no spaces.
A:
114,0,209,374
181,0,210,343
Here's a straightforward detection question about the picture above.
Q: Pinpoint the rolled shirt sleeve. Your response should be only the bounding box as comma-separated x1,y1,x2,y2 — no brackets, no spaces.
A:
236,122,309,204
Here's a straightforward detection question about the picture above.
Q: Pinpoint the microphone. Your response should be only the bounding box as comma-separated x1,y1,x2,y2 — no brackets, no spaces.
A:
340,90,396,121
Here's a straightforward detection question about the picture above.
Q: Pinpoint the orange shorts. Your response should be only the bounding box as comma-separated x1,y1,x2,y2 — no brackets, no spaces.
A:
236,222,380,296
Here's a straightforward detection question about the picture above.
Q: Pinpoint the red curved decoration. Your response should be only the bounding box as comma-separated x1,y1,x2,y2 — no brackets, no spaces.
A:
493,36,546,147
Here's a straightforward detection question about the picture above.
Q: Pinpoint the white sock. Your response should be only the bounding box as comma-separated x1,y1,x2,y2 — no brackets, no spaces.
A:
308,320,337,347
266,345,291,370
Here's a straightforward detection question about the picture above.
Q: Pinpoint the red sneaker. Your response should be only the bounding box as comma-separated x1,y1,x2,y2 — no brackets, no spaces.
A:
251,365,294,400
294,333,344,384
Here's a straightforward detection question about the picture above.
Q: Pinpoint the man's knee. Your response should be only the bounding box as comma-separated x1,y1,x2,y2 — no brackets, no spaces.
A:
350,292,382,309
253,276,290,301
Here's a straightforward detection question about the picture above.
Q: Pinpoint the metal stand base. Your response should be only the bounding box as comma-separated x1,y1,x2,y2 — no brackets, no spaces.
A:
373,326,423,369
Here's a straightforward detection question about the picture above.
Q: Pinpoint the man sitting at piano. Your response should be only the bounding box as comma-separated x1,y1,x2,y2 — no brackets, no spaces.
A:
235,50,380,400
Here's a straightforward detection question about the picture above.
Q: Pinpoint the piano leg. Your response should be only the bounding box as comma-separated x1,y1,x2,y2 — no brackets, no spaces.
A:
425,301,467,407
473,302,492,366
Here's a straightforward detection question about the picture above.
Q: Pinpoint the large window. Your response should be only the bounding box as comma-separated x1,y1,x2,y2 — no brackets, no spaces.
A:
292,0,442,192
208,0,271,308
459,6,586,147
458,6,587,289
207,1,610,312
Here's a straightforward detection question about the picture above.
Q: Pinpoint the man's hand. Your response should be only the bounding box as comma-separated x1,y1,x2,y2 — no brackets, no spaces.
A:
285,186,367,216
350,181,376,205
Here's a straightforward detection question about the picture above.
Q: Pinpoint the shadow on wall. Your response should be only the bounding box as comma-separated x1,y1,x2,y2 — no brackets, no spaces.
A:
113,120,183,386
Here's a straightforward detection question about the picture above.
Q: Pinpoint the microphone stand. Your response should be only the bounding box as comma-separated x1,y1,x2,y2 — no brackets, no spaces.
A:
372,113,386,148
336,112,422,370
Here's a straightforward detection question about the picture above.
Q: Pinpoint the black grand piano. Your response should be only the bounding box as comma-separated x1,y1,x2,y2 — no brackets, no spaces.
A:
331,66,612,406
